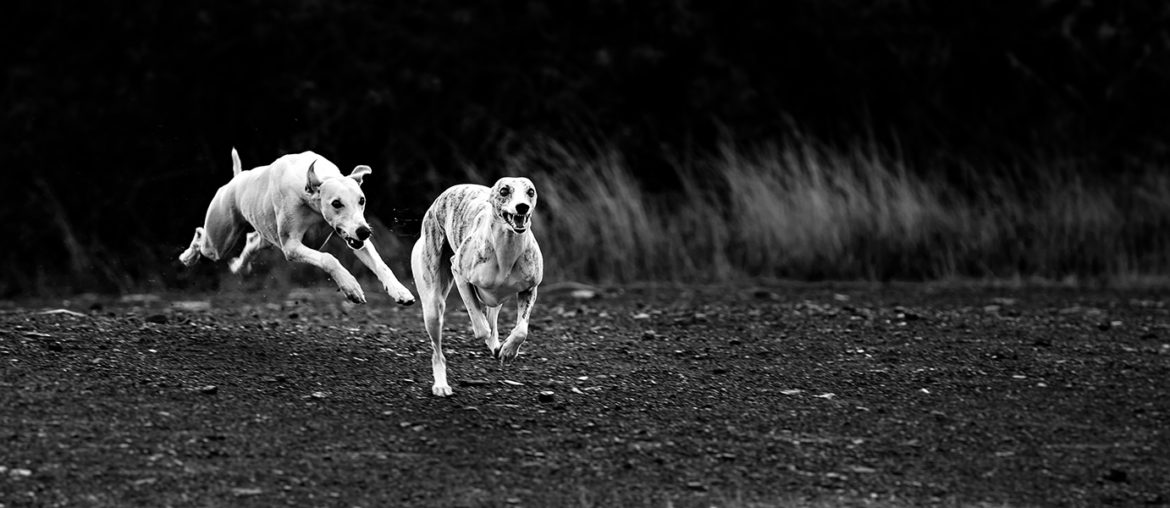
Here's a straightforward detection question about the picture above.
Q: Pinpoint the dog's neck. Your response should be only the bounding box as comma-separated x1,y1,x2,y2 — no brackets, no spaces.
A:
487,221,530,274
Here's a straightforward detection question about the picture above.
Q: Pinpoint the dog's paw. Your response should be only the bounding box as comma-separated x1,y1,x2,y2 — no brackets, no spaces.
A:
497,340,523,367
337,275,366,304
227,256,251,275
344,289,367,304
179,248,200,267
385,284,416,306
432,384,454,397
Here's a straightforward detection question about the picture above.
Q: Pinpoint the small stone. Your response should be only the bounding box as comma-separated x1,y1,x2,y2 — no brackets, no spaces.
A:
1102,468,1128,483
199,385,218,395
120,293,161,304
641,330,658,340
310,391,327,399
538,391,556,403
172,300,211,312
570,289,597,300
685,481,707,491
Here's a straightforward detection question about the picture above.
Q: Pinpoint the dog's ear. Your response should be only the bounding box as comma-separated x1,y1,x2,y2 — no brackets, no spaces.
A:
349,165,372,186
305,160,322,195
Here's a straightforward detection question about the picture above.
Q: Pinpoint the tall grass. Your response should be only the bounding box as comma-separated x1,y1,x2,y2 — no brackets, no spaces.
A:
493,138,1170,284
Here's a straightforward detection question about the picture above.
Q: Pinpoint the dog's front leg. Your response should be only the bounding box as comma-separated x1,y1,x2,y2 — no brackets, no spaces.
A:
352,242,415,305
280,238,366,304
452,273,494,352
498,287,537,366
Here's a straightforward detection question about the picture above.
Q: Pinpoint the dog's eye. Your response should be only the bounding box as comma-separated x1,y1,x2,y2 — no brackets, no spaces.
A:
358,197,365,206
332,199,343,209
499,186,510,197
526,188,535,198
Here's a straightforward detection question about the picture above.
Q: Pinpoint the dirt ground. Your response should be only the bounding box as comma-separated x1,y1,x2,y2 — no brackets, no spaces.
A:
1,283,1167,507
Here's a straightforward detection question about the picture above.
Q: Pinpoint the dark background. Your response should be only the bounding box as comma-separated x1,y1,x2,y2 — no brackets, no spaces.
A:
3,0,1169,295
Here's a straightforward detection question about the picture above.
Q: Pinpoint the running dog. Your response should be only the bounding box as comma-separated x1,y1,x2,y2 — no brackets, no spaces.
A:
411,178,544,396
179,148,415,306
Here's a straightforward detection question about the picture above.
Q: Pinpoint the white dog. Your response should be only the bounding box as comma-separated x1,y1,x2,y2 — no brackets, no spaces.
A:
411,178,544,396
179,148,415,306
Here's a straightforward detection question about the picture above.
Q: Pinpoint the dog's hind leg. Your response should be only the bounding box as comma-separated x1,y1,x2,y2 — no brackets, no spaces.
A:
180,188,244,266
228,232,269,274
179,227,207,266
497,287,537,366
412,233,455,396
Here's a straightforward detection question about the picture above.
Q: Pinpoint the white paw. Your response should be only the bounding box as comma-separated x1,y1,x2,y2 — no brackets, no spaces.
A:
385,284,415,306
179,248,199,267
337,274,366,304
228,256,250,274
432,384,453,397
497,338,524,366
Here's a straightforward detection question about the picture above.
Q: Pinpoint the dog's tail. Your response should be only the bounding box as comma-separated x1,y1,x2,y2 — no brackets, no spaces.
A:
231,147,242,176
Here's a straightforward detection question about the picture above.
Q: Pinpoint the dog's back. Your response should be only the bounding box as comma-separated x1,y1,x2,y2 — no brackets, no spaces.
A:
422,184,491,249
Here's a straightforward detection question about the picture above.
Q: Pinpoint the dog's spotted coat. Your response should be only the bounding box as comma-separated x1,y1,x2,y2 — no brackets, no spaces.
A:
411,178,544,396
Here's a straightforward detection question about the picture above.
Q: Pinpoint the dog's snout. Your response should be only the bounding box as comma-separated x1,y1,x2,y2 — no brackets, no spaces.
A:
515,203,530,215
356,226,372,241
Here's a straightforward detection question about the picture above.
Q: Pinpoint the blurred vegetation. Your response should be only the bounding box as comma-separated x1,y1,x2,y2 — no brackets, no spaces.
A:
3,1,1169,295
515,137,1170,283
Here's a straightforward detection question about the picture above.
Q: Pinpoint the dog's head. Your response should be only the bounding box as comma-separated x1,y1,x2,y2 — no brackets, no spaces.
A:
489,177,537,234
306,161,374,250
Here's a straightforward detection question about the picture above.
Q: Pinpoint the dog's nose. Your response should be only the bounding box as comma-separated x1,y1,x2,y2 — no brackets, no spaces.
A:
356,226,372,241
514,203,530,215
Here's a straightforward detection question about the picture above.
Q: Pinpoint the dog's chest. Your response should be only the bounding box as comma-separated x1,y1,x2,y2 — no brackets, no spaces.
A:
457,241,534,303
463,253,530,291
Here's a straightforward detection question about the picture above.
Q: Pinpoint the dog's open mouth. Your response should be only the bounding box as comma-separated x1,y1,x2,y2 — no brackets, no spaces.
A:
345,237,365,250
502,211,531,233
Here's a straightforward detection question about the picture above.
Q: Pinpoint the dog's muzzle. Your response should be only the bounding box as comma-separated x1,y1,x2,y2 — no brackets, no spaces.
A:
338,226,371,249
502,211,531,233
